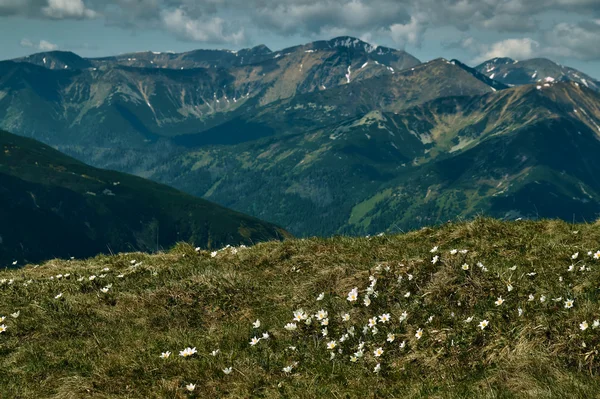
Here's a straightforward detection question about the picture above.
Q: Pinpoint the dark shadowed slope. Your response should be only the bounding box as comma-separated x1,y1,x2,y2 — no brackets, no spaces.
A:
0,129,288,265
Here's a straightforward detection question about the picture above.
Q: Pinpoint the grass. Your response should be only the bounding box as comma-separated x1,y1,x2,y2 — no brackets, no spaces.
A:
2,217,600,398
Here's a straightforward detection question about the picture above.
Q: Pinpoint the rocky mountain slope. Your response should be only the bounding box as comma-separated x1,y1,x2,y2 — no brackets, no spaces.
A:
148,81,600,236
475,57,600,91
3,37,600,238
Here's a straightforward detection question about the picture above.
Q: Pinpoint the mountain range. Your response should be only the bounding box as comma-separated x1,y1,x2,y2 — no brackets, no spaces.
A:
2,36,600,238
0,129,287,265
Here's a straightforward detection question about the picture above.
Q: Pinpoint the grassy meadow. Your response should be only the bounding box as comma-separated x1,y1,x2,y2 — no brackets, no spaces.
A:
2,218,600,398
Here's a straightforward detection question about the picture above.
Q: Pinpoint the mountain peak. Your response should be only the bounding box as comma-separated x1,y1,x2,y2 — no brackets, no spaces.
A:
327,36,379,53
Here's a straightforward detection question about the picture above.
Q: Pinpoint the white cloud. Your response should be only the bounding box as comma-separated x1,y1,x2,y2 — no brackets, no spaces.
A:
43,0,97,19
470,38,541,64
20,38,59,51
161,8,245,44
389,15,426,48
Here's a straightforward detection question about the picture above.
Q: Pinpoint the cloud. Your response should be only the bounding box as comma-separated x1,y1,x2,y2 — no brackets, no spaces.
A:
542,21,600,60
20,38,59,51
43,0,97,19
389,14,426,48
467,38,540,64
1,0,600,67
253,0,411,37
160,8,245,44
457,18,600,65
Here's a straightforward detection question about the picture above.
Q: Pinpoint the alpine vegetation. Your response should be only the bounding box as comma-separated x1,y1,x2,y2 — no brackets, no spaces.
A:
2,218,600,398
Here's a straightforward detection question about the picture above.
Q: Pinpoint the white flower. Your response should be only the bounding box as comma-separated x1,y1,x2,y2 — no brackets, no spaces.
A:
461,264,469,271
160,351,171,359
564,299,574,309
249,337,261,346
399,340,406,349
0,324,6,333
572,252,579,260
211,349,220,356
0,316,4,323
262,332,270,340
407,274,414,281
102,267,110,272
450,249,458,255
283,365,293,373
100,286,110,293
540,295,546,303
387,333,395,343
580,321,589,331
509,265,517,271
253,319,261,329
10,311,19,319
347,287,359,302
293,309,307,321
593,320,600,329
315,309,328,320
55,293,63,299
341,313,350,322
399,311,408,322
495,297,504,306
430,246,438,253
379,313,391,323
527,272,537,277
321,318,329,326
304,317,312,326
368,318,377,328
465,316,473,323
373,347,384,357
415,328,423,339
528,294,535,302
479,320,489,330
518,308,523,316
363,296,371,307
371,326,379,335
460,249,468,254
89,275,96,281
327,341,337,350
322,327,328,336
568,265,575,272
117,274,124,278
130,260,137,264
594,251,600,260
223,367,233,375
507,284,513,292
211,251,218,258
374,363,381,373
316,292,325,301
185,383,196,392
179,347,197,357
432,255,439,264
404,292,411,298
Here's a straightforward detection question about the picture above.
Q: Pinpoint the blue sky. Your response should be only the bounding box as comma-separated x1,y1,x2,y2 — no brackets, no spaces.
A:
1,1,599,78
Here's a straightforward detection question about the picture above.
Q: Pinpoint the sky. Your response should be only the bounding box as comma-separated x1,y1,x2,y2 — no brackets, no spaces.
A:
1,0,599,78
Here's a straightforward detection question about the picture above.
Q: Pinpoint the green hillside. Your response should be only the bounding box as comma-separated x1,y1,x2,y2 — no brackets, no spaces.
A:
0,129,288,265
1,219,600,397
148,82,600,236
